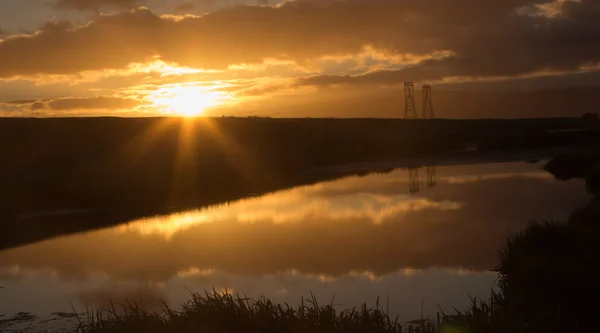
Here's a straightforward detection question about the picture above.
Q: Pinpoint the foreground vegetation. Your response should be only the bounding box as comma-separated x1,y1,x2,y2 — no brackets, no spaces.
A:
76,292,438,333
73,222,600,333
468,153,600,332
71,153,600,333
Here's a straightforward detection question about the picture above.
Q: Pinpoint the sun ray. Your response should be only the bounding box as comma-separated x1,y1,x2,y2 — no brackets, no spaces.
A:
150,84,230,117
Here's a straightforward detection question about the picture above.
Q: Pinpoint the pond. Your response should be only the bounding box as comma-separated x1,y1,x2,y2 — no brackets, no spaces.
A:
0,160,590,331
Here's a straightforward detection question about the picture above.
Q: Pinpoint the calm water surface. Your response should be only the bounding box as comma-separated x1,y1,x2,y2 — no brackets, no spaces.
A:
0,161,590,325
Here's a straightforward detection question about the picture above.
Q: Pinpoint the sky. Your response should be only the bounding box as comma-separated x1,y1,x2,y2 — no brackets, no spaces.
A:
0,0,599,117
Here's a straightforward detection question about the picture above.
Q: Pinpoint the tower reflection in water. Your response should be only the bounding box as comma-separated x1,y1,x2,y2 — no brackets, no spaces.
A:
408,166,436,194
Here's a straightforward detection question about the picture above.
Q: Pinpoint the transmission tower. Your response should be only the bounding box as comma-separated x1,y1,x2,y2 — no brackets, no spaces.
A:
408,168,420,193
422,85,434,119
404,82,417,119
426,166,436,187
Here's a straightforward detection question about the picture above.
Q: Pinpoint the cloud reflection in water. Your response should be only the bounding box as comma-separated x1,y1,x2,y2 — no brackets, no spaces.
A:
0,162,589,319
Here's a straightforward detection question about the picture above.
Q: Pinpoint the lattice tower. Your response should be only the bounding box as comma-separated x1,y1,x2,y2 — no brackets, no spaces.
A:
404,82,417,119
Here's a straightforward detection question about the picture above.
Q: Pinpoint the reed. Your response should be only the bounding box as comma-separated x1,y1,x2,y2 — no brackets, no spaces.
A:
75,290,440,333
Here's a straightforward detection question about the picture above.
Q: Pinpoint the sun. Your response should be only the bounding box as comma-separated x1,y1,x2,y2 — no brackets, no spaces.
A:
151,85,228,117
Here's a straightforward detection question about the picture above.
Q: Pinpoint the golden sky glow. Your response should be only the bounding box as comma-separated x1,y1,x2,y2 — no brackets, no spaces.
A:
149,84,232,116
0,0,598,117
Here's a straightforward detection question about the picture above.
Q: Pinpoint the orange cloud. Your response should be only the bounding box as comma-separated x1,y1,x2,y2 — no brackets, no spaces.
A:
2,0,600,118
7,96,142,112
0,0,595,85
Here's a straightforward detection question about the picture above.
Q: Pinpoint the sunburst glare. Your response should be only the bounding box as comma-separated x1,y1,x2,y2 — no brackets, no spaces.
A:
150,85,230,117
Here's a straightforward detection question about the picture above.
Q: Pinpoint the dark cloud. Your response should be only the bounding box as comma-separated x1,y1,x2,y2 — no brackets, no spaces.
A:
30,101,47,111
0,0,599,86
294,0,600,86
3,96,140,111
55,0,144,11
295,64,447,87
2,99,40,105
0,29,7,38
173,0,224,13
47,96,140,110
235,84,291,97
174,2,197,13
